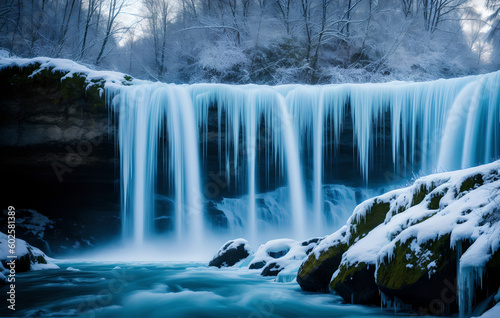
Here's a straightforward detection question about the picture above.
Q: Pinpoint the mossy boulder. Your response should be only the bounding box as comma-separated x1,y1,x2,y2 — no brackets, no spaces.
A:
1,232,58,283
297,241,347,292
350,200,390,242
297,200,390,294
330,262,380,305
377,234,458,312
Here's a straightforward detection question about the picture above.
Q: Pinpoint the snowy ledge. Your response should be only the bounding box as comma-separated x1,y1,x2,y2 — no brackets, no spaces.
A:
0,50,138,94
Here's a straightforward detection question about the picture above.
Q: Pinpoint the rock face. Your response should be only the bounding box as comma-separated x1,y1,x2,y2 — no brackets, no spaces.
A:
0,62,122,255
297,160,500,316
330,263,380,305
209,239,252,268
376,234,459,312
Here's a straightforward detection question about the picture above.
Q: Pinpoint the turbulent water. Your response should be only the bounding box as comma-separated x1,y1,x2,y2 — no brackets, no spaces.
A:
0,262,438,318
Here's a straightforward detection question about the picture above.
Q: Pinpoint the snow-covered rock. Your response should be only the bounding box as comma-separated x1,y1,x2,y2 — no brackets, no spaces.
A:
299,160,500,315
209,237,322,281
209,239,252,268
248,238,323,277
0,231,59,284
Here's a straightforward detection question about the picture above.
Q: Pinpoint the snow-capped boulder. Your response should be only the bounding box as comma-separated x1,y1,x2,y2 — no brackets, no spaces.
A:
297,198,390,293
1,231,59,284
249,238,323,277
209,239,252,268
299,160,500,315
297,231,347,292
210,237,323,281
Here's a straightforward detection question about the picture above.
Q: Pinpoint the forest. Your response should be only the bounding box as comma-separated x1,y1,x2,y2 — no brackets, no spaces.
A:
1,0,499,84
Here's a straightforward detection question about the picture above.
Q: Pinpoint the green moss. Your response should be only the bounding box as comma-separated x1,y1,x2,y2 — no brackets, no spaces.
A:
123,75,133,85
351,200,390,242
86,79,106,111
0,63,106,110
396,205,406,215
298,242,348,277
460,174,484,193
377,234,451,290
330,262,366,289
412,184,428,207
428,191,445,210
35,255,47,264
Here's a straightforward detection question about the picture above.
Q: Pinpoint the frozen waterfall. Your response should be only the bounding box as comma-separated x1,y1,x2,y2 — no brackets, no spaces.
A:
108,71,500,246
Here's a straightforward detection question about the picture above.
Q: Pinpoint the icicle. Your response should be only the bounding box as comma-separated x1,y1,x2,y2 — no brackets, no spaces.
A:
107,71,500,248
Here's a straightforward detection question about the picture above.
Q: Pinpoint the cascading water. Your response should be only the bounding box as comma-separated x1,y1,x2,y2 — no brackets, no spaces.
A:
108,71,500,248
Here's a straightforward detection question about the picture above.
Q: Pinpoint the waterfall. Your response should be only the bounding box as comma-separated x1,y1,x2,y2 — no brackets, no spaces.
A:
108,71,500,247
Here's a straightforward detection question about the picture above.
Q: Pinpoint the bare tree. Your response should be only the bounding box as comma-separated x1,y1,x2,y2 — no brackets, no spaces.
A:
95,0,127,65
421,0,464,33
275,0,293,35
401,0,415,17
80,0,101,60
143,0,171,78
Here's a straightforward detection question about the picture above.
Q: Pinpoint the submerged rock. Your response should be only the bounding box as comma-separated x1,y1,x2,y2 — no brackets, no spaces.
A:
209,239,252,268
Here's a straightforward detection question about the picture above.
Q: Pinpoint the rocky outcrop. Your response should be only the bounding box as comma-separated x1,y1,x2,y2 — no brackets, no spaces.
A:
209,239,252,268
297,160,500,316
0,60,124,255
1,231,59,284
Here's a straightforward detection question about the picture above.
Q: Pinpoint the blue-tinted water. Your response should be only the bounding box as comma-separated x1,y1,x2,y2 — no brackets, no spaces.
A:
0,262,433,317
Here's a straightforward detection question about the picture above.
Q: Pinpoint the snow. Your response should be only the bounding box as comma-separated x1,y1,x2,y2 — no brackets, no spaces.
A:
248,238,322,279
0,50,141,90
0,231,28,256
214,238,252,259
474,302,500,318
250,238,301,268
31,263,60,270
